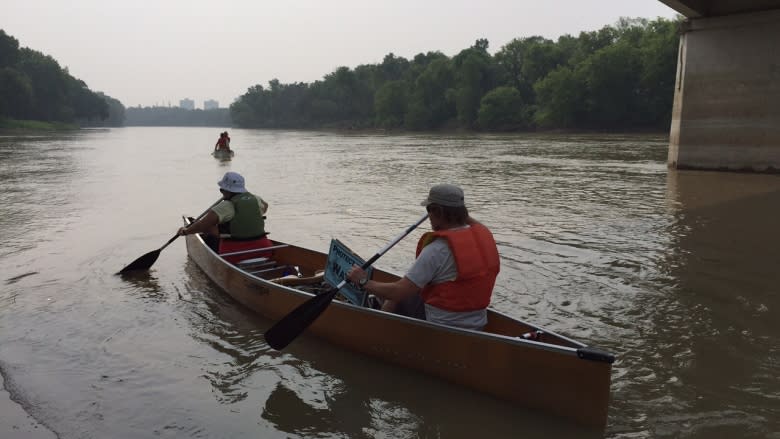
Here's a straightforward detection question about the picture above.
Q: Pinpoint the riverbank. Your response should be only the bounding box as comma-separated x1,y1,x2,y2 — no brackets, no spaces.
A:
0,373,56,439
0,118,78,133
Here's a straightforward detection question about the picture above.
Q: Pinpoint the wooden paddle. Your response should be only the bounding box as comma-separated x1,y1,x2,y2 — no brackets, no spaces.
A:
117,198,223,274
264,213,429,350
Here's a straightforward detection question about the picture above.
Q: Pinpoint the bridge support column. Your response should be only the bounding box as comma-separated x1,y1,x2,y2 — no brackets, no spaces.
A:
668,10,780,172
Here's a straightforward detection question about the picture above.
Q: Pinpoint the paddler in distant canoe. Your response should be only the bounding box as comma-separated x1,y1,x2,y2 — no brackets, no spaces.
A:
214,131,232,153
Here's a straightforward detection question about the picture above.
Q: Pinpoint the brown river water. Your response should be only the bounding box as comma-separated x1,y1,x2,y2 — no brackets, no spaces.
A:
0,127,778,438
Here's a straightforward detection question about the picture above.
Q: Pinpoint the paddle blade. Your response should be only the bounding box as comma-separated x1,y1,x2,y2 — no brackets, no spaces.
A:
264,288,339,350
117,249,161,274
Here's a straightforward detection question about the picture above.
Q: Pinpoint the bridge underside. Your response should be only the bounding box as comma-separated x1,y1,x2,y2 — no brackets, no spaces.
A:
660,0,780,18
661,1,780,172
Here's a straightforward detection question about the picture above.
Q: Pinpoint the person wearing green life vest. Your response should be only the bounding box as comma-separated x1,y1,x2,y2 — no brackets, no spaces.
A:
178,171,271,259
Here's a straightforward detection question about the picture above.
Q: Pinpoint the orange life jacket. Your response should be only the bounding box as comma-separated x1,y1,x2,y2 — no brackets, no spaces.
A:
416,223,500,312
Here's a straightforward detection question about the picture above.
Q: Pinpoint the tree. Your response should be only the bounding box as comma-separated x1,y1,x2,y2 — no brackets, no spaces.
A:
16,48,69,121
635,18,679,128
0,29,127,125
374,80,407,128
67,77,109,122
0,30,20,68
577,41,640,128
534,66,586,128
97,92,126,127
0,67,33,118
450,39,498,128
477,86,530,131
405,57,455,129
379,53,409,83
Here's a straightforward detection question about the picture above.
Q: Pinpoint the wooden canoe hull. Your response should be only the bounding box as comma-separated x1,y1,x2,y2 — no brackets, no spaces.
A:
212,149,234,159
184,228,614,428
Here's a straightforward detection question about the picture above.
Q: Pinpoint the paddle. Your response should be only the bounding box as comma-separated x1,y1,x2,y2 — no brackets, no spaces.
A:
117,198,223,274
264,213,429,350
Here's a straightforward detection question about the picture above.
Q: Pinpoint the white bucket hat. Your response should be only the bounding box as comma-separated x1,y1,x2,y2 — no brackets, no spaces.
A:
217,171,247,193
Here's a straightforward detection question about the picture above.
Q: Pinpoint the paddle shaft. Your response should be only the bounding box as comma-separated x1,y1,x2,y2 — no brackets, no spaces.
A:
333,212,430,296
158,197,223,251
264,212,429,350
353,213,429,306
117,197,224,274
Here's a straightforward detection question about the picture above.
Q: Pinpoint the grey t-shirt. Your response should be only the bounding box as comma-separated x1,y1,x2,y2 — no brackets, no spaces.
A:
405,238,457,288
405,229,488,330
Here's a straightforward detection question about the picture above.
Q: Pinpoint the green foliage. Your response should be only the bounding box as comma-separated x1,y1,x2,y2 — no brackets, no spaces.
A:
477,86,530,131
0,30,20,68
3,17,681,133
85,92,125,127
379,53,409,83
230,16,681,132
0,118,76,131
0,67,33,118
495,36,563,104
533,17,679,130
408,57,456,129
635,18,679,126
578,41,641,127
374,80,407,128
452,43,496,128
0,29,115,126
533,66,586,128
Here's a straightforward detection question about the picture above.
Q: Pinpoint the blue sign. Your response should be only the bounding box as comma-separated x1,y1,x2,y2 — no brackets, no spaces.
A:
324,239,373,306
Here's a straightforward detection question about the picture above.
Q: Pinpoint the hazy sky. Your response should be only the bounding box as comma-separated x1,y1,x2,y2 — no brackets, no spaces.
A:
2,0,678,109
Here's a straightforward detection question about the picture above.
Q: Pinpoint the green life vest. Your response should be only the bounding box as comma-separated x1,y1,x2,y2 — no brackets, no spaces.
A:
225,192,265,239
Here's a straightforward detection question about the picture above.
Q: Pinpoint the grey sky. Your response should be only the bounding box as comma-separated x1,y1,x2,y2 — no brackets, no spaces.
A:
2,0,678,109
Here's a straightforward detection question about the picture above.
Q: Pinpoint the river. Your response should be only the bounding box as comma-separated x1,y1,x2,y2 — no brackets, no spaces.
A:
1,127,778,438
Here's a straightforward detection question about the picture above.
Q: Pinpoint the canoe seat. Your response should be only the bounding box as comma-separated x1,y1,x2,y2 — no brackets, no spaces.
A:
237,257,276,271
238,257,270,265
246,264,307,280
270,270,325,287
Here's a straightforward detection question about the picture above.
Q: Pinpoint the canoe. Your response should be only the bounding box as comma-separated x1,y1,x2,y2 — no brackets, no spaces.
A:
182,217,615,428
212,149,234,159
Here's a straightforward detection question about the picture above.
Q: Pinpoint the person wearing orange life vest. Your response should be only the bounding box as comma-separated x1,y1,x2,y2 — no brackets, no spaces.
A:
214,132,231,152
346,183,500,330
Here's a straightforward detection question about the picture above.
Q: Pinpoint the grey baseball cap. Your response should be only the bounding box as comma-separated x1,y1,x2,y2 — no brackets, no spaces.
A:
420,183,465,207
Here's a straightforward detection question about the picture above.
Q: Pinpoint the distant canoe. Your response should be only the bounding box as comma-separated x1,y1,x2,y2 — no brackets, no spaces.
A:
212,149,234,159
182,216,616,428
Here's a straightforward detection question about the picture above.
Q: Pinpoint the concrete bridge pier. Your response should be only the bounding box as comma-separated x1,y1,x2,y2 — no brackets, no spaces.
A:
668,9,780,173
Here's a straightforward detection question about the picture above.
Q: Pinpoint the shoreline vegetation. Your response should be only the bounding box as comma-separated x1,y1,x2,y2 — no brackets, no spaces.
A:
0,118,79,133
2,16,681,135
228,17,681,133
0,117,669,137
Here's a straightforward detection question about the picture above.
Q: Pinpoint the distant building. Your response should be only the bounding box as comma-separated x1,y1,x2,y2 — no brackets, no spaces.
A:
204,99,219,110
179,98,195,110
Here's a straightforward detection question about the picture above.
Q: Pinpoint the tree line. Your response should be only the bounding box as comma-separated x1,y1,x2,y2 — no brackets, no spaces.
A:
125,106,230,127
0,29,124,127
2,17,680,132
230,17,680,132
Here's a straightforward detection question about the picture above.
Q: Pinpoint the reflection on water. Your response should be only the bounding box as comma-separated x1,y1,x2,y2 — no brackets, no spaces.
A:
262,383,374,438
655,171,780,437
0,128,778,438
118,271,165,301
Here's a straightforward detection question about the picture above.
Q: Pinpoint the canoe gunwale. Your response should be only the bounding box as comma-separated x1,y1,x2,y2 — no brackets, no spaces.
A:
182,219,591,358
